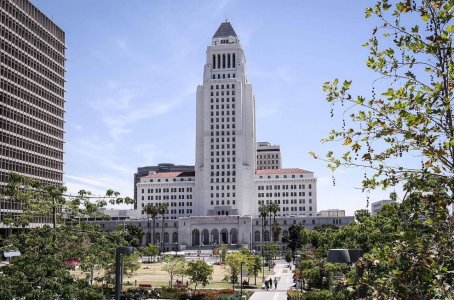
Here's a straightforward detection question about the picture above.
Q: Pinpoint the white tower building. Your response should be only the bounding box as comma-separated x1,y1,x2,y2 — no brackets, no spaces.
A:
195,22,256,217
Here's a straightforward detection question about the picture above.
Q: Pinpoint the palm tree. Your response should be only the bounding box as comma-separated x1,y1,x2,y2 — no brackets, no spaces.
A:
268,202,280,241
269,202,280,241
143,203,159,246
159,202,169,254
258,203,269,282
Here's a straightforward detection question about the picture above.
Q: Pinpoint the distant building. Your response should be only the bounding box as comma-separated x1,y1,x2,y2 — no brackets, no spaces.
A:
256,142,282,170
318,209,345,217
1,0,66,232
371,199,396,216
133,163,194,209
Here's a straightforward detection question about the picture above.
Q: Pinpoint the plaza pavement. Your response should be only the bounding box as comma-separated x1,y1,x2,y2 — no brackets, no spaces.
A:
249,260,294,300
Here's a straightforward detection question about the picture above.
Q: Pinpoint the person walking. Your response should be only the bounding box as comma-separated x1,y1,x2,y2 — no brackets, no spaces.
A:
268,277,273,289
274,277,278,289
265,280,269,290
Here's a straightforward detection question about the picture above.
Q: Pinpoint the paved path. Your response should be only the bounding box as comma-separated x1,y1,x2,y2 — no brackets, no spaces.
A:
249,260,293,300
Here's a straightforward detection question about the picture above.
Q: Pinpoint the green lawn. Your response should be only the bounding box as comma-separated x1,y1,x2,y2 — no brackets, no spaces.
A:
74,261,275,290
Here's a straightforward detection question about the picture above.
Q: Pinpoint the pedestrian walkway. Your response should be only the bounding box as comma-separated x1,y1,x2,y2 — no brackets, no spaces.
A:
249,260,293,300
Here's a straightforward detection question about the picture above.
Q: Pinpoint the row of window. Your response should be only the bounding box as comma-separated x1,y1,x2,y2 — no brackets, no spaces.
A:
257,154,279,159
257,174,308,179
210,199,236,205
1,105,63,139
210,137,235,143
1,0,65,52
210,177,235,183
141,187,193,193
147,177,194,183
1,82,63,123
1,48,64,98
1,145,62,171
2,48,64,96
257,192,312,197
1,131,63,160
210,125,235,131
212,53,235,69
258,184,312,190
210,193,236,200
0,118,63,149
0,65,64,111
0,161,62,182
211,73,235,79
211,157,235,164
210,184,235,191
1,83,63,127
0,22,65,77
257,159,279,165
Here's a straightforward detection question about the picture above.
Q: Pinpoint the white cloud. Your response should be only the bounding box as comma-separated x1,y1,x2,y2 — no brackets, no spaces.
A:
91,83,196,141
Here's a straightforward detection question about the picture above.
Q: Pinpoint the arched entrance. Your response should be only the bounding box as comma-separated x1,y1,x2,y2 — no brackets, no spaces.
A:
220,228,229,245
230,228,238,245
201,229,209,245
211,229,219,245
192,229,200,246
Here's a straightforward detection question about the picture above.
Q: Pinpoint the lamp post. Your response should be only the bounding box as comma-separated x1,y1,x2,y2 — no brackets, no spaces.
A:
240,261,245,297
115,246,136,300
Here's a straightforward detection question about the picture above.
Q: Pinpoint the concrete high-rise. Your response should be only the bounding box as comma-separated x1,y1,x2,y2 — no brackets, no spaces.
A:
195,21,256,217
0,0,65,225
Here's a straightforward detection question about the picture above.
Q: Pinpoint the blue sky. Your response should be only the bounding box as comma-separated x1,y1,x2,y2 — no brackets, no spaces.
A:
32,0,395,215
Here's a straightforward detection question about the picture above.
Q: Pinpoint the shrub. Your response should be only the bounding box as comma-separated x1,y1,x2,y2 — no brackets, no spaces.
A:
287,290,350,300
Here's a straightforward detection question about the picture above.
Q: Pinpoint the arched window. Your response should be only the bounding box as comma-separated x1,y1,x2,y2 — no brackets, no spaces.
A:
172,232,178,243
213,54,216,69
232,53,236,67
164,232,169,243
254,230,261,242
222,54,226,68
227,54,231,68
154,232,161,243
264,230,270,242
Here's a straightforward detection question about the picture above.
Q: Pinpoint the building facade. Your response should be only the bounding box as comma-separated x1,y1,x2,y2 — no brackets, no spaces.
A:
133,163,194,209
371,199,395,216
112,21,352,251
256,142,282,170
195,21,256,217
0,0,65,228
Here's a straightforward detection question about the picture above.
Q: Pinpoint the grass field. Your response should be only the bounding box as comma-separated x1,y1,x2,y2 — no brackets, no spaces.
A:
75,260,275,290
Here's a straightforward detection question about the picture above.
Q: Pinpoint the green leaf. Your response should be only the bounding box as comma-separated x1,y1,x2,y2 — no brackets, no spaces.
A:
446,25,454,33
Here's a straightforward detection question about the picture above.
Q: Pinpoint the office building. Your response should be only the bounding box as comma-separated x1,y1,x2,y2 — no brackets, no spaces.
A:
0,0,66,229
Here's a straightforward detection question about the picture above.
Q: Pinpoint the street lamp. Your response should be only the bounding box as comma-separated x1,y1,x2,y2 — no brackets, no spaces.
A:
115,246,136,300
240,261,245,297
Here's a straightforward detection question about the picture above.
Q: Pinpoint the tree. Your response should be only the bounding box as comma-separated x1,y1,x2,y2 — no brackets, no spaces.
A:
311,1,454,298
272,221,281,242
268,202,280,241
119,224,144,248
225,251,246,289
143,203,160,246
263,242,279,270
282,223,307,259
141,243,159,263
186,260,213,291
213,244,228,264
249,254,263,285
316,0,454,192
161,255,185,288
159,202,169,253
0,174,137,299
